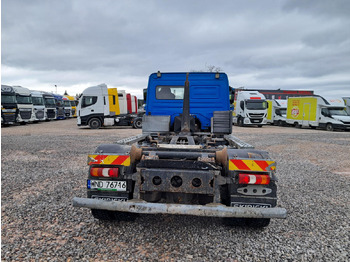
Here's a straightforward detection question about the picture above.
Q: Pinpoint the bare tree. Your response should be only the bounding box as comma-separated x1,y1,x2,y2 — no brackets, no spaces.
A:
191,64,223,72
206,64,222,72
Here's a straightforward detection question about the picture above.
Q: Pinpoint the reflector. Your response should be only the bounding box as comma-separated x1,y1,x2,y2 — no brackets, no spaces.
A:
238,173,270,185
90,167,119,178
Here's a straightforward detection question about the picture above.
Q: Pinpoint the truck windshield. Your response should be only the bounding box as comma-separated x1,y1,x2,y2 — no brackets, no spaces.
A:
329,108,348,116
156,86,184,100
32,97,44,105
16,95,32,104
70,101,76,107
246,100,267,110
64,100,71,107
44,97,55,106
1,94,16,104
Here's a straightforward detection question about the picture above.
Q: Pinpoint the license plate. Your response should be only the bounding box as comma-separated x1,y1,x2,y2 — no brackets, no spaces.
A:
231,202,271,208
88,180,127,191
91,195,127,201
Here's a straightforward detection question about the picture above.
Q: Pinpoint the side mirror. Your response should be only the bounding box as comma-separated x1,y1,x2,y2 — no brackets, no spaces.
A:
143,89,147,103
240,101,244,110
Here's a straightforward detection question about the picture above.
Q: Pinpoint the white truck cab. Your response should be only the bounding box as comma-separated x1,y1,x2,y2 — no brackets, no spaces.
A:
266,99,287,126
233,91,268,127
63,96,73,118
13,86,35,123
30,91,46,121
77,84,119,128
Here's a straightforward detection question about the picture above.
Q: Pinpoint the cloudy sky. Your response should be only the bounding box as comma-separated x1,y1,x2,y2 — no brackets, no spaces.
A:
2,0,350,98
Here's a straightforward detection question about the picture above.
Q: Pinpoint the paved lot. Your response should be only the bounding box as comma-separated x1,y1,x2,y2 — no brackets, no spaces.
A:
1,119,350,261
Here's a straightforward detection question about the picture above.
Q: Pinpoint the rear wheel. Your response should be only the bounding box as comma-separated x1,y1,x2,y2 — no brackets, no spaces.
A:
89,118,102,129
133,118,142,129
326,123,334,132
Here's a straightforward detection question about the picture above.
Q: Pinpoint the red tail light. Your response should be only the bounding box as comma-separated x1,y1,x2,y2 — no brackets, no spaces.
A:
90,167,119,178
238,173,270,185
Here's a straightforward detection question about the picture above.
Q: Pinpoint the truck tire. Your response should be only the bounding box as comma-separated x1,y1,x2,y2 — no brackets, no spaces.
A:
238,117,244,127
223,217,270,228
133,118,142,129
326,123,334,132
89,118,102,129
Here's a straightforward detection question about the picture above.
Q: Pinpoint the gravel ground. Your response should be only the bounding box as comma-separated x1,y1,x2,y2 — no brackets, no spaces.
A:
1,119,350,261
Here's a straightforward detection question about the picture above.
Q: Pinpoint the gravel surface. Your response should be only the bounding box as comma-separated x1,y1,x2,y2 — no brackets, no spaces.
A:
1,119,350,261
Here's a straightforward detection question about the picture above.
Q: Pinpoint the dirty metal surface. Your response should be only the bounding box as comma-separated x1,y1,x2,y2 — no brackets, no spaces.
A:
139,168,216,194
72,197,287,219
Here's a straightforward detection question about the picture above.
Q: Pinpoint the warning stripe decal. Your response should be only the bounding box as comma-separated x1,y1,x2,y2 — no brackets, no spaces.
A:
88,154,130,166
229,159,275,171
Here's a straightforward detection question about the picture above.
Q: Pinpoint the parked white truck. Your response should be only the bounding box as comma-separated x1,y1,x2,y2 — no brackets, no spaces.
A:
266,99,287,126
30,91,46,122
63,96,73,118
77,84,142,129
13,86,35,124
286,96,350,131
40,91,57,120
232,90,268,127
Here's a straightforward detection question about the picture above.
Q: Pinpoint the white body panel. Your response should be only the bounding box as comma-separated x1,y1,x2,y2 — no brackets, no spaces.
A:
118,90,128,115
131,95,136,113
343,97,350,115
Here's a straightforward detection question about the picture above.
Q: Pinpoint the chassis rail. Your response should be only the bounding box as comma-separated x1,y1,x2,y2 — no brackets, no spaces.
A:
73,197,287,219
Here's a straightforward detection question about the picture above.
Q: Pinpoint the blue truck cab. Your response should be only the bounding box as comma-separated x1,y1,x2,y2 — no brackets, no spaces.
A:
145,72,231,131
52,93,66,120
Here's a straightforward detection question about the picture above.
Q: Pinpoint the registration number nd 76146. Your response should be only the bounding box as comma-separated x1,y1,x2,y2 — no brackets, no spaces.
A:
88,180,127,191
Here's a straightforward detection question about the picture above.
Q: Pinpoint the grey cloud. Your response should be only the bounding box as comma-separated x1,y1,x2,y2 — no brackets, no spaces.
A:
2,0,350,97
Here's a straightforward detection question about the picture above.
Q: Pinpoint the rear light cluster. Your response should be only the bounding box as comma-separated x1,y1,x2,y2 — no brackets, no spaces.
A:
90,167,119,178
238,173,270,185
